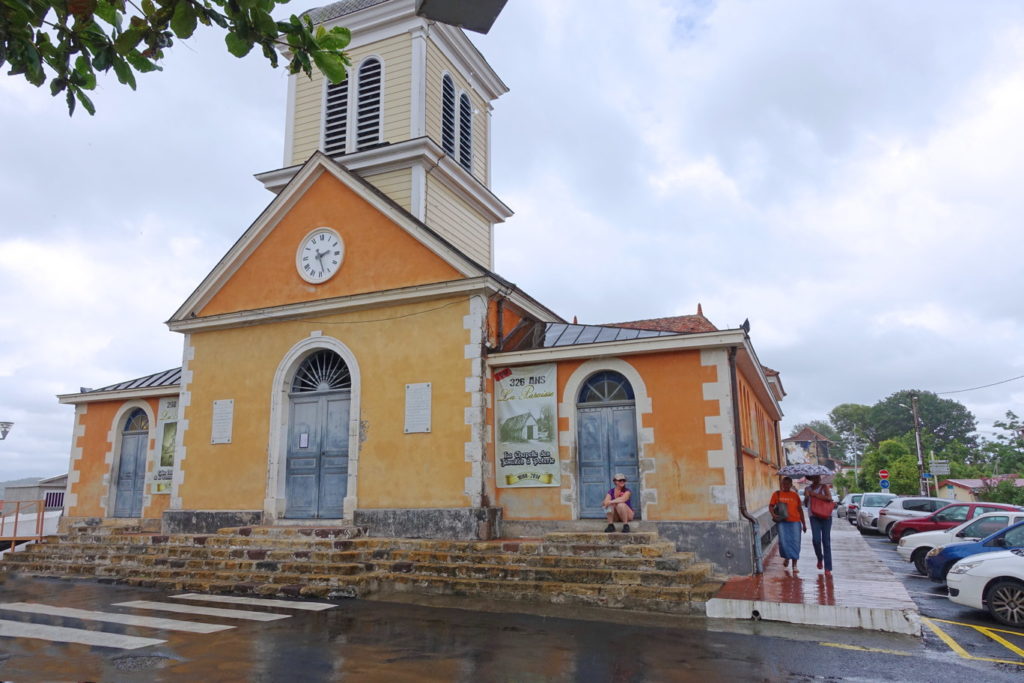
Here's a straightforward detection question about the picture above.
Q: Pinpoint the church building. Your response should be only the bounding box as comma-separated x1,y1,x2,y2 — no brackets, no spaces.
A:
56,0,787,576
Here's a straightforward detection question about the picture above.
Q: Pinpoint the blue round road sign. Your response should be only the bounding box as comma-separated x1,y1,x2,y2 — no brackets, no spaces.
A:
880,479,891,489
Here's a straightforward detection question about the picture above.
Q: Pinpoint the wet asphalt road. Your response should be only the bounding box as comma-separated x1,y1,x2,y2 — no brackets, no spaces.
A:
857,523,1024,669
0,570,1021,682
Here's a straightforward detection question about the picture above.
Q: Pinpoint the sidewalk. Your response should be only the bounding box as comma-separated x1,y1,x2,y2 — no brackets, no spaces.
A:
705,518,921,635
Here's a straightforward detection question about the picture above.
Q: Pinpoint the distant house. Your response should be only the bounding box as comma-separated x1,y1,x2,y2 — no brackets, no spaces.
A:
2,474,68,511
782,427,839,472
937,475,1024,502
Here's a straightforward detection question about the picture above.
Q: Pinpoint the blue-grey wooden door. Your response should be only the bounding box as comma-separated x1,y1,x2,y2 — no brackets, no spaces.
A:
285,392,349,518
578,405,640,518
113,432,146,517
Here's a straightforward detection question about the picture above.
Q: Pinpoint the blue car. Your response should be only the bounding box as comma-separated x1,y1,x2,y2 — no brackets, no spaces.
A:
926,520,1024,583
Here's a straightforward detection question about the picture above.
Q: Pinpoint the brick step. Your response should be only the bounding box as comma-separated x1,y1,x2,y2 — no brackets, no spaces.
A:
387,561,713,587
381,573,721,615
216,526,364,540
541,532,661,545
119,575,378,600
386,549,691,572
510,540,677,558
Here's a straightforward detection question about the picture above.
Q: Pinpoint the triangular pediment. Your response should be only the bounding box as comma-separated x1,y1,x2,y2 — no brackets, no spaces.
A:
170,153,488,322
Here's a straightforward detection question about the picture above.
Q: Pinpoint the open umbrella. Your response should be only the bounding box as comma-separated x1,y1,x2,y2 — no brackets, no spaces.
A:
777,463,833,478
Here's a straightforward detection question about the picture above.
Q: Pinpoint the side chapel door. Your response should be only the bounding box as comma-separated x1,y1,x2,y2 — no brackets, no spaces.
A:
113,408,148,518
577,372,641,519
285,350,350,519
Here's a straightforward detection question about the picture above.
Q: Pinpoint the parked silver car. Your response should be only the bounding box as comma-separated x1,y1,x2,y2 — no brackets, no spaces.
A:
856,492,898,533
877,496,950,541
839,493,863,523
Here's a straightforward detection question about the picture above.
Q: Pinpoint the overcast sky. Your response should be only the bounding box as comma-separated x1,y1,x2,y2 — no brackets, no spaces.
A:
2,0,1024,481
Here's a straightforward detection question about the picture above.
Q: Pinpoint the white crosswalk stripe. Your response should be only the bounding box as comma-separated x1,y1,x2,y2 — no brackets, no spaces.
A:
113,600,292,621
169,593,336,611
0,618,165,650
0,602,234,633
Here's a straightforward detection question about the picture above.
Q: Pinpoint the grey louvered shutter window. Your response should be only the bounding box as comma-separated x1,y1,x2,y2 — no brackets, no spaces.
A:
458,93,472,171
324,77,349,155
356,58,382,149
441,74,456,156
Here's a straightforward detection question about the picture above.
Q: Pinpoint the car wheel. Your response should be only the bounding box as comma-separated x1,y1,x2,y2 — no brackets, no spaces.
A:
887,525,900,543
985,579,1024,626
912,548,930,576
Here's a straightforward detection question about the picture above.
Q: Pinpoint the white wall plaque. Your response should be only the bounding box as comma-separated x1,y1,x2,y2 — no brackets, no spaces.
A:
404,383,431,434
211,399,234,444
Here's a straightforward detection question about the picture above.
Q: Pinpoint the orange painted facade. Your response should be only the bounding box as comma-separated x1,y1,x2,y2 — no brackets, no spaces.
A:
200,172,463,318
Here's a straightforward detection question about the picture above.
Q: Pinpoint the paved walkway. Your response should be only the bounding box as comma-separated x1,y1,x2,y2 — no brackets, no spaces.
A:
705,518,921,635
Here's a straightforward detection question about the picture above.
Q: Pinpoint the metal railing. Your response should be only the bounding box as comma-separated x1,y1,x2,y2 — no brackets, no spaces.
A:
0,499,45,547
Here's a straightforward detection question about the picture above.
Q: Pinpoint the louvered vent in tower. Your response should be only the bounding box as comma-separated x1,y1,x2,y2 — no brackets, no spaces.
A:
458,93,472,171
323,78,349,155
356,58,382,149
441,74,456,156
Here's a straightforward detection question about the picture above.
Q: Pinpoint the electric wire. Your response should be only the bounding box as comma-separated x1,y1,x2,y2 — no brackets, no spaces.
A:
936,374,1024,396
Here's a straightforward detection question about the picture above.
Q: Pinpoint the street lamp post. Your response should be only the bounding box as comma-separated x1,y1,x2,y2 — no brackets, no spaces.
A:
0,422,12,440
910,397,927,496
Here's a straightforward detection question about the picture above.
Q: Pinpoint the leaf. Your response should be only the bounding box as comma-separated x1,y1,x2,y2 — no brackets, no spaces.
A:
225,31,253,57
114,27,144,53
316,26,350,51
111,57,136,88
74,55,97,89
251,8,276,37
125,50,160,72
312,50,346,84
170,0,198,39
68,0,98,20
75,88,97,115
94,0,118,26
66,88,76,115
142,0,156,15
49,77,66,95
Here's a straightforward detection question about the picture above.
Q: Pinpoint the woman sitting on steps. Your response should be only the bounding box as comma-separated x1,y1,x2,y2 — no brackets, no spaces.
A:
603,474,635,533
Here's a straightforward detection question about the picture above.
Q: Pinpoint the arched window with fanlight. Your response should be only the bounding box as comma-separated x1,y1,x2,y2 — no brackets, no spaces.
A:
576,370,640,519
355,57,382,150
291,349,352,394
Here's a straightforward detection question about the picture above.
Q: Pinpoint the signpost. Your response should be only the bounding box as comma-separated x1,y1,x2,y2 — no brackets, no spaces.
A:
878,470,889,479
880,479,890,489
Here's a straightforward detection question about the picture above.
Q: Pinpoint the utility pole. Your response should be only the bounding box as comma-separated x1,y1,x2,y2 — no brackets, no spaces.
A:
911,395,926,495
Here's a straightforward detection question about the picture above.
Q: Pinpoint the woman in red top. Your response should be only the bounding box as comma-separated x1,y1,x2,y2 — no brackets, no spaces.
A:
770,476,807,570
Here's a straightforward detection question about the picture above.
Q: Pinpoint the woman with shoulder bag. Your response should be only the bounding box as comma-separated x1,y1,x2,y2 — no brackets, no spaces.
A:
805,475,834,574
769,476,806,570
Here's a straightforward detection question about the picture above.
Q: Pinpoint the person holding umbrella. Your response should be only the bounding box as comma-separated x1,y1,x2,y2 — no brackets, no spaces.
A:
770,476,807,570
804,474,835,574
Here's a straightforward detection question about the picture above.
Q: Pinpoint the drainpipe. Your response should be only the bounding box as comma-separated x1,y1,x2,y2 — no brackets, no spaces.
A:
729,346,763,574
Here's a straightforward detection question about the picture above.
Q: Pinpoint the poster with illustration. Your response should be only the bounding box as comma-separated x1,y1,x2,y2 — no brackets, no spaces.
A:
494,364,559,488
152,397,178,494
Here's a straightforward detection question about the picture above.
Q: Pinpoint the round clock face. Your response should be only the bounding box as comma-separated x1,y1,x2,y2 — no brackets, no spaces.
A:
296,228,344,284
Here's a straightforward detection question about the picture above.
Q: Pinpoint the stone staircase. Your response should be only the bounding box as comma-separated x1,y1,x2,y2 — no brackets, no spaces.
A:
0,525,721,615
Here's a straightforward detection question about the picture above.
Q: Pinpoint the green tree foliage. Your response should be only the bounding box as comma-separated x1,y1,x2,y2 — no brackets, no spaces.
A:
858,440,912,492
975,479,1024,506
1,0,351,115
870,390,977,452
827,403,873,460
979,411,1024,475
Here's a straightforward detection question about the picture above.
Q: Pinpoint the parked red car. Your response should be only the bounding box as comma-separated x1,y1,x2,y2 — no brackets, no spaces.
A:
888,501,1024,542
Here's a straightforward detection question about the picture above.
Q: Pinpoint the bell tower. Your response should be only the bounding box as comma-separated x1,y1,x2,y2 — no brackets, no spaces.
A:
256,0,511,269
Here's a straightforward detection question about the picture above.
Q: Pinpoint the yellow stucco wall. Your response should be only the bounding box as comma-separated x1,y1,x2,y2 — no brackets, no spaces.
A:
199,171,462,318
178,296,478,511
491,351,732,522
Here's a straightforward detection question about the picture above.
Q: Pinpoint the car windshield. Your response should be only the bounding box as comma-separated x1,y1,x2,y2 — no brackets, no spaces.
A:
862,495,892,507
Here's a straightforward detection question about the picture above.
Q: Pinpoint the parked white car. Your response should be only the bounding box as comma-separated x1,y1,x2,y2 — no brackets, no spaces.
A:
897,511,1024,575
837,493,861,520
855,493,898,533
878,496,950,540
947,548,1024,626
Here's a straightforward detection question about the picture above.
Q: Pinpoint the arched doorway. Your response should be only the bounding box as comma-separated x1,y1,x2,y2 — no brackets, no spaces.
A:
113,408,149,518
285,349,351,518
577,371,641,519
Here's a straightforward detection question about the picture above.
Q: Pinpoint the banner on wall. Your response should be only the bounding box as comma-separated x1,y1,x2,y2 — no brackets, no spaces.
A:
152,397,178,494
494,364,559,488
